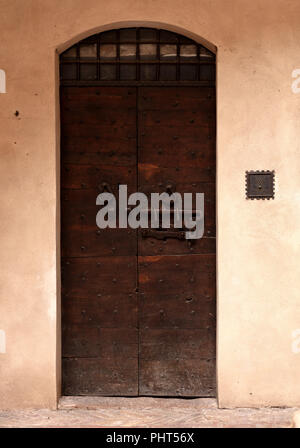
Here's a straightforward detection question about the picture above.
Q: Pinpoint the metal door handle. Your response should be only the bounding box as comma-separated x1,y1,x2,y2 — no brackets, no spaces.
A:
141,229,185,240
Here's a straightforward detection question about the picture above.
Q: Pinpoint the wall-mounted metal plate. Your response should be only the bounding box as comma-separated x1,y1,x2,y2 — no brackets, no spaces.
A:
246,170,275,200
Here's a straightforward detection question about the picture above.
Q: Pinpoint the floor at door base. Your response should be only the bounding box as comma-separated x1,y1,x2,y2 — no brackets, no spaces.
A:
0,397,296,428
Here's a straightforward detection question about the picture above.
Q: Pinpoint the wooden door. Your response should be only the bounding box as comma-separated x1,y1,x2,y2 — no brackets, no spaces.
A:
61,86,216,397
61,87,139,395
138,87,216,396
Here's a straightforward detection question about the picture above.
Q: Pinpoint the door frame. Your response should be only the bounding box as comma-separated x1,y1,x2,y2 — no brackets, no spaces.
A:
55,22,218,404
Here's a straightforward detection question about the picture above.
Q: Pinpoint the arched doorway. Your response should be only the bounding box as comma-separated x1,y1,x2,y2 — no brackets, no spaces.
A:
60,27,216,397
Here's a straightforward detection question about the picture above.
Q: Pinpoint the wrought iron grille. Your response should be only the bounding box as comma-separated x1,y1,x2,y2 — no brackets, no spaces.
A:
60,28,216,85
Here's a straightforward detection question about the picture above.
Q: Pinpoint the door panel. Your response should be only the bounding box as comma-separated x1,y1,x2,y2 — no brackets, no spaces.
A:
63,356,138,396
138,231,216,256
138,87,216,396
61,85,216,397
63,294,138,328
61,86,138,396
61,255,136,297
61,87,136,167
61,188,136,258
140,329,215,396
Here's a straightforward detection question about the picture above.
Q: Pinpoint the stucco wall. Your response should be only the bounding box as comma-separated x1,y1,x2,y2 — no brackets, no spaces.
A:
0,0,300,409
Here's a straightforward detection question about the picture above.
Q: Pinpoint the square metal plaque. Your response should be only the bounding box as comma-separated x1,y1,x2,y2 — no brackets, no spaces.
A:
246,170,275,200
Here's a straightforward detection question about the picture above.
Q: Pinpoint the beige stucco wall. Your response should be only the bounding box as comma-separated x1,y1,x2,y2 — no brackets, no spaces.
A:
0,0,300,409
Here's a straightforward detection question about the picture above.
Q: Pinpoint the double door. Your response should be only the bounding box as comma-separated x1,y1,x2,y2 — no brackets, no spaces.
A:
61,86,216,396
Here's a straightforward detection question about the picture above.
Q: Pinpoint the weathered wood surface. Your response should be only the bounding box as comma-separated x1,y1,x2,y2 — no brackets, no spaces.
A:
61,86,216,397
61,87,138,396
138,87,216,396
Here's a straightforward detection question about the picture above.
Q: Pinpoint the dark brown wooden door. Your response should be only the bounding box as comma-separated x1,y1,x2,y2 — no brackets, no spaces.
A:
138,87,216,396
61,86,216,396
61,87,138,395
